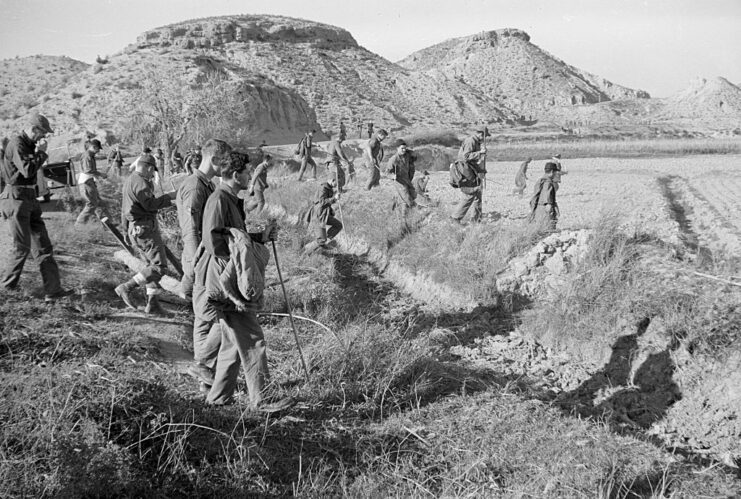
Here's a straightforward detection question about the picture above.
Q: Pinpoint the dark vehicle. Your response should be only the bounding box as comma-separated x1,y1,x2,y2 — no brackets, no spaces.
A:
37,159,76,202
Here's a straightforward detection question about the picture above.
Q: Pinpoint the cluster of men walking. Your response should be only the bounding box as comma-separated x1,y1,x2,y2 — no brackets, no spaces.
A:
1,112,561,410
115,138,293,410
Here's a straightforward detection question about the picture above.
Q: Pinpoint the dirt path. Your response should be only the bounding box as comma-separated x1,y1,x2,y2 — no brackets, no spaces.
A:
0,200,195,373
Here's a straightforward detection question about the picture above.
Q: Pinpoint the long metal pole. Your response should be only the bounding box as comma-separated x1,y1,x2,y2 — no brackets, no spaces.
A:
271,240,310,381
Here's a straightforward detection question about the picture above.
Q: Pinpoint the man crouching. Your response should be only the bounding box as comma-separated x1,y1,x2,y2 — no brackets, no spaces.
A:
303,173,343,254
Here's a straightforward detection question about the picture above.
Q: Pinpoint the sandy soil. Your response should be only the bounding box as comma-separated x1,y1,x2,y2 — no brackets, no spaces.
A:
425,154,741,254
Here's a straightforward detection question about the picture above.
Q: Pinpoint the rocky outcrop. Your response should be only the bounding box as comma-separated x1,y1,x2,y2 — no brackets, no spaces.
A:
132,16,513,132
398,29,650,119
496,230,591,297
136,15,358,51
661,77,741,119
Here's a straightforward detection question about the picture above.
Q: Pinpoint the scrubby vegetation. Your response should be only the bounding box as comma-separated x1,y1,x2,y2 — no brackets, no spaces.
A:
2,153,740,497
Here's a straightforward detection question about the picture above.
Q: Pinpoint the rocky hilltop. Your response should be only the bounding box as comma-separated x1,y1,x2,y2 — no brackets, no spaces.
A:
0,56,88,124
0,48,321,149
398,29,650,119
661,77,741,120
2,15,739,146
133,15,513,133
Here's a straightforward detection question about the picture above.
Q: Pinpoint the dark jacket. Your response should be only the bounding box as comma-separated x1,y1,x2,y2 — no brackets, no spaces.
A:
311,182,335,225
250,161,269,192
121,171,171,227
387,151,416,187
201,183,246,261
1,132,47,187
176,169,215,250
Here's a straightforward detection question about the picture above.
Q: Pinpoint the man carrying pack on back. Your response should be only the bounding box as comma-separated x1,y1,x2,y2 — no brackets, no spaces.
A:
296,129,317,182
450,127,489,224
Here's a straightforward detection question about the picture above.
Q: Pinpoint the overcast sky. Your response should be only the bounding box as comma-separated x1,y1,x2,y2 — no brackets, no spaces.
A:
0,0,738,97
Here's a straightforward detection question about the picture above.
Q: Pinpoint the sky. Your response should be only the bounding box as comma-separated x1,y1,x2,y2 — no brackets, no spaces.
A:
0,0,739,98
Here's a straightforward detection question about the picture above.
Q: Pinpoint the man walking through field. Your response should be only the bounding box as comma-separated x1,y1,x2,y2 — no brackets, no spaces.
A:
386,140,417,217
303,173,343,254
191,151,292,411
414,170,431,206
0,113,71,302
75,139,111,225
245,153,272,214
363,128,387,190
529,162,560,230
325,136,354,191
451,127,488,224
296,129,317,182
116,153,174,314
107,144,124,177
175,138,231,300
512,157,532,197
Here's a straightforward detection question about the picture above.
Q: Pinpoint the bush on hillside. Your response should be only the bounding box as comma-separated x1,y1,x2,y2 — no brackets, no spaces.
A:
399,128,460,148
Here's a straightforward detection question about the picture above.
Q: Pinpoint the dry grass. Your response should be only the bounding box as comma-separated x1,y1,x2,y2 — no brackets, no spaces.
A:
487,136,741,161
522,214,741,363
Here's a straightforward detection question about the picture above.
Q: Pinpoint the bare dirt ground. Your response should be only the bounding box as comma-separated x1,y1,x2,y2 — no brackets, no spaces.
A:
439,154,741,254
2,154,740,495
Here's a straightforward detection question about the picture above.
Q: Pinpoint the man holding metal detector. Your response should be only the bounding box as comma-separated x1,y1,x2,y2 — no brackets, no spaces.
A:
191,151,294,411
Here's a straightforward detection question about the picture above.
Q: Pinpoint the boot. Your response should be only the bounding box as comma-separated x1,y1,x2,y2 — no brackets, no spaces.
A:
144,295,168,315
115,280,138,309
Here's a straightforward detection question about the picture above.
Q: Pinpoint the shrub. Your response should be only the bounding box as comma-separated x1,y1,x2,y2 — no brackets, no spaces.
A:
400,128,461,148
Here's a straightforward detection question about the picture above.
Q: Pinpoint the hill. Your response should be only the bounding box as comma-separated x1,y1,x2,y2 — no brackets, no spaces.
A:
397,29,650,120
0,48,322,151
133,15,513,133
0,55,88,123
1,16,740,147
659,77,741,122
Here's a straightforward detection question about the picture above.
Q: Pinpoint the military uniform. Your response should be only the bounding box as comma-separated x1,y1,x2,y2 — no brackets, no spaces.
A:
193,183,270,406
75,149,111,224
0,131,63,295
107,148,123,176
117,168,172,310
245,160,269,214
365,136,385,190
296,133,317,181
413,174,431,205
387,150,417,217
303,181,342,253
530,176,558,230
513,159,531,196
176,169,215,298
452,134,486,223
325,139,353,190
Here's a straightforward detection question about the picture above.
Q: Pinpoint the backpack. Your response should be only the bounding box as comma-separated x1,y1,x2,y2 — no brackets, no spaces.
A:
449,161,464,188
